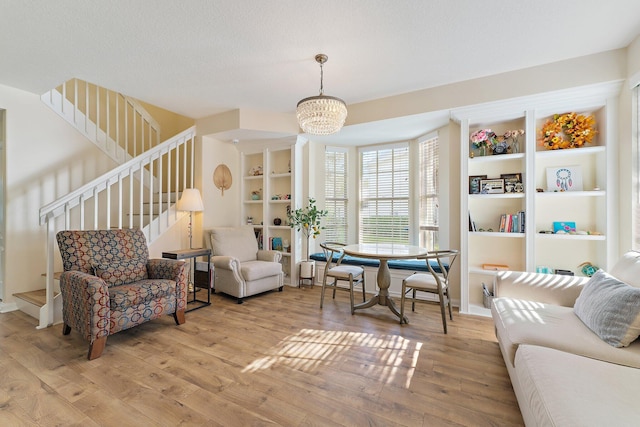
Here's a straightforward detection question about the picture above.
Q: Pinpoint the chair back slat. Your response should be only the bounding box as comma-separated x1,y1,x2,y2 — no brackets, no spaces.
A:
320,242,347,270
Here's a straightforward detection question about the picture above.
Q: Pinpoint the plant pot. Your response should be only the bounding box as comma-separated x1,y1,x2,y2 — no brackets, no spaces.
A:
299,260,315,279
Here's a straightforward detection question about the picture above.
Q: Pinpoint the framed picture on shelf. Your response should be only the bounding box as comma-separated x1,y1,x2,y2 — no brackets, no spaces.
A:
479,178,505,194
469,175,488,194
546,166,583,192
272,237,283,251
500,173,522,193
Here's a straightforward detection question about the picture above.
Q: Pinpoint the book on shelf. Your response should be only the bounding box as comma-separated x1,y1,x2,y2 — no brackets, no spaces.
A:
468,211,477,232
482,263,509,271
499,211,525,233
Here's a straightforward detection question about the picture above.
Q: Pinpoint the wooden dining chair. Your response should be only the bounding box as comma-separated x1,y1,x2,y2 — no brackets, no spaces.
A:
320,242,366,314
400,249,459,333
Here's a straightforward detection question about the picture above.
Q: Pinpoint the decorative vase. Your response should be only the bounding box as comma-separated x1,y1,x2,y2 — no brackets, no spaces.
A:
480,145,486,157
512,139,520,154
273,217,282,226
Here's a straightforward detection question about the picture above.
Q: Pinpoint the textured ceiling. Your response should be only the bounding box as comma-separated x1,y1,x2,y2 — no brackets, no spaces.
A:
1,1,640,129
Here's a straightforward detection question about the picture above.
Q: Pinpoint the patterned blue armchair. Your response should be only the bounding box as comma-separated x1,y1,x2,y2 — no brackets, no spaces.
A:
56,229,188,360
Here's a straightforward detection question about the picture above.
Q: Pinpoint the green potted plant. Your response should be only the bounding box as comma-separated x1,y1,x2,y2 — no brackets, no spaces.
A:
287,198,328,279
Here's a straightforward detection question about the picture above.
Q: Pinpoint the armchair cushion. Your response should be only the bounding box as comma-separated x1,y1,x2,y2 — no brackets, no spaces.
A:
210,226,258,262
93,258,148,286
109,279,177,313
241,260,283,281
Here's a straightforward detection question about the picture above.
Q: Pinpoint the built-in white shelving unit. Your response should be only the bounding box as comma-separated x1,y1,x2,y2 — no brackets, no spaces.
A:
240,142,301,286
453,81,623,317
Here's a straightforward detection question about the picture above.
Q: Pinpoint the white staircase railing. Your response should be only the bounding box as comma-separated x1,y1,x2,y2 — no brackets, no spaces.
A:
38,126,197,329
41,78,161,163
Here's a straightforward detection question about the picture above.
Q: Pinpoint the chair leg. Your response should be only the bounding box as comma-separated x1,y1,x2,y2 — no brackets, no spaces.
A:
361,274,366,302
412,289,417,312
62,323,71,335
320,273,328,309
88,336,107,360
173,309,186,325
439,296,448,334
400,280,406,325
349,276,355,315
446,289,453,320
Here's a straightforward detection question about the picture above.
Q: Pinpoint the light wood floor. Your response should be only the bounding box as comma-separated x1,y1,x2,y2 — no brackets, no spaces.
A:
0,286,523,426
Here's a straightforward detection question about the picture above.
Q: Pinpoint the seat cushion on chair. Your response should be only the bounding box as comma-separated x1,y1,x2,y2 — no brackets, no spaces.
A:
93,258,149,286
109,279,177,311
328,265,364,279
404,273,443,291
240,260,282,281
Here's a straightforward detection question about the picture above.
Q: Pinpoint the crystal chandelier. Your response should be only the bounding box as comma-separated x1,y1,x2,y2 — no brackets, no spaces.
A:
296,54,347,136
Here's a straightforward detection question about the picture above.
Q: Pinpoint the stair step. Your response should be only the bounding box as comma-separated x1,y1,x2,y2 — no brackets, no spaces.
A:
14,289,59,308
41,271,63,280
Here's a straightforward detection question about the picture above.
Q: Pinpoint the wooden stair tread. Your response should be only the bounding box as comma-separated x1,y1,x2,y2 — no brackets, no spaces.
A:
40,271,63,280
13,289,59,307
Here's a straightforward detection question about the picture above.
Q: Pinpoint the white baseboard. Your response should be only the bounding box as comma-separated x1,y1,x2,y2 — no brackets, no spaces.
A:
0,301,18,313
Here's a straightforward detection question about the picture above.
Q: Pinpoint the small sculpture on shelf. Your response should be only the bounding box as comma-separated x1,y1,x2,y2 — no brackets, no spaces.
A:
249,165,263,176
251,189,261,200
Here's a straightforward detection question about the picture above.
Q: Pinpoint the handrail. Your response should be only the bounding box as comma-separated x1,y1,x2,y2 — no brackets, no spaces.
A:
39,126,194,225
42,78,161,162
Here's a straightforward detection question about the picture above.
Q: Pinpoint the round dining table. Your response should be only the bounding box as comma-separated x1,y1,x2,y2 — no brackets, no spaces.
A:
342,243,428,321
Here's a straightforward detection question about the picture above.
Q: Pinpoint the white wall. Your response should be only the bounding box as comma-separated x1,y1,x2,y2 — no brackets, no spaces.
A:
200,135,241,232
0,84,117,306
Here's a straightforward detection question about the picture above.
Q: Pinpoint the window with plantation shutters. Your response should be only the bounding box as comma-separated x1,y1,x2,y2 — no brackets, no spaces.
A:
419,135,439,249
324,147,348,243
359,143,410,243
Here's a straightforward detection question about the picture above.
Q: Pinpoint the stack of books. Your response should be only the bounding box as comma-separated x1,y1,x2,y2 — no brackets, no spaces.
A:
499,211,525,233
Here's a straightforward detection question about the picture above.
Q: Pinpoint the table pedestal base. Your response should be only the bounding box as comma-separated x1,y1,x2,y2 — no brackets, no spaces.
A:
353,294,408,323
352,259,409,323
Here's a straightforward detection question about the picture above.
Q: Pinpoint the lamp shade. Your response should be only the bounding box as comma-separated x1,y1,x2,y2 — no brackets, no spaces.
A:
177,188,204,212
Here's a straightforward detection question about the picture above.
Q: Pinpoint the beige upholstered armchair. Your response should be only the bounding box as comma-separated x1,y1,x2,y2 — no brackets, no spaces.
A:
56,229,188,360
208,227,284,303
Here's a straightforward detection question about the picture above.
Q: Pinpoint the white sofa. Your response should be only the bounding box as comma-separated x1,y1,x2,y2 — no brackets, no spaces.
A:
206,227,283,303
492,251,640,426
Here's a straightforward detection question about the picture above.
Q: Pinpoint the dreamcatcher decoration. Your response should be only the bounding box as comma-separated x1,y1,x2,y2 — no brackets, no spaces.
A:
556,168,572,191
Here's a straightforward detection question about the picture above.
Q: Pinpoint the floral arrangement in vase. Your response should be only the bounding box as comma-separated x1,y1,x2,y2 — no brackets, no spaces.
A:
470,129,498,156
287,197,328,261
539,112,597,150
503,129,525,153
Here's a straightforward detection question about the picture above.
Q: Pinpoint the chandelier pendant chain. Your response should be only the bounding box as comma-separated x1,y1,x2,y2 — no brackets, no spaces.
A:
319,61,324,95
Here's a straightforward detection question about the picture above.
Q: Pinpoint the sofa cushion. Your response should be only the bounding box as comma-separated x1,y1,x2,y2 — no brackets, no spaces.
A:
240,260,282,282
93,258,148,286
492,297,640,368
610,251,640,287
515,344,640,427
574,269,640,347
210,227,258,262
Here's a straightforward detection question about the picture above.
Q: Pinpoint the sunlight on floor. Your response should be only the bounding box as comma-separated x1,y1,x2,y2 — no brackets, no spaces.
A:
243,328,423,387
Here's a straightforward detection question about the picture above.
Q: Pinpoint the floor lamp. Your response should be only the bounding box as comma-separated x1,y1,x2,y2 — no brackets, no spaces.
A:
177,188,204,249
177,188,204,292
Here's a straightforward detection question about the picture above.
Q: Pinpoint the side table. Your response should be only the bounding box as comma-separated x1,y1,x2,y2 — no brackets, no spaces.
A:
162,248,211,312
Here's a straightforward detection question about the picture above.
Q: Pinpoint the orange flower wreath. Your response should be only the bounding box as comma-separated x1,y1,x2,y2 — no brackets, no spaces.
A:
539,112,597,150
